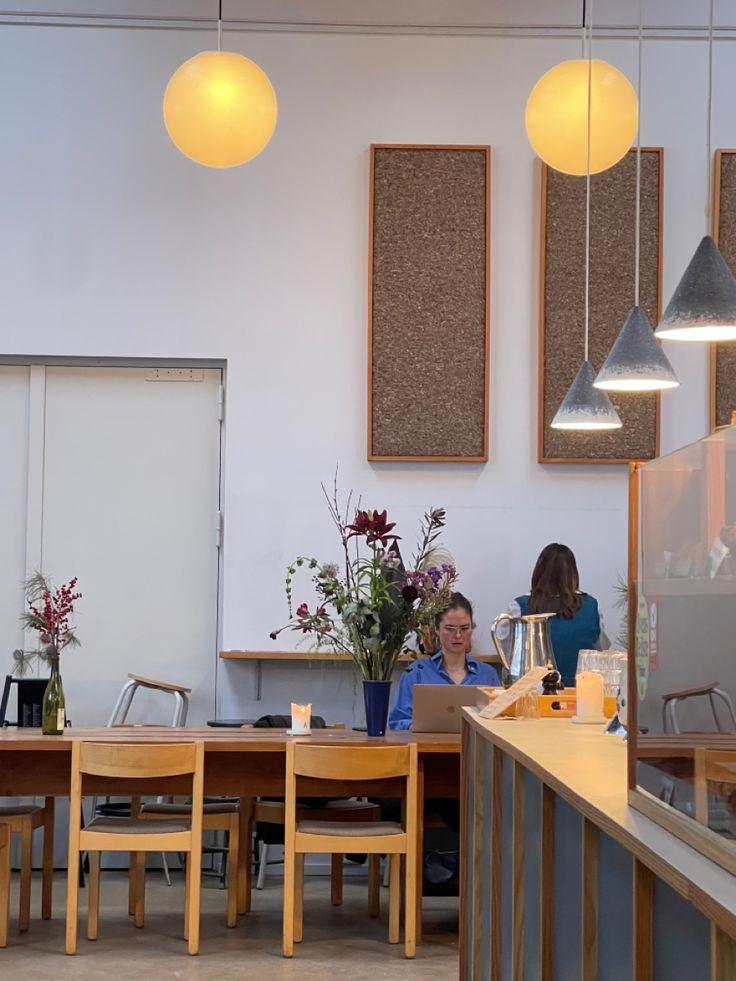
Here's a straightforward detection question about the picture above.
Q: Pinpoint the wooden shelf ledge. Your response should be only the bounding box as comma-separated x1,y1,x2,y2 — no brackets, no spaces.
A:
219,649,502,664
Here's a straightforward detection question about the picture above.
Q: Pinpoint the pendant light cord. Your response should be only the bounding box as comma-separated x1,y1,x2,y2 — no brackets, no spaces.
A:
584,0,593,362
580,0,586,56
634,0,643,306
217,0,222,52
706,0,714,229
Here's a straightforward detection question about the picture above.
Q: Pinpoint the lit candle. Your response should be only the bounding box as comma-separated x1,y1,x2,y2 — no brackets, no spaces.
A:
290,702,312,734
575,672,604,723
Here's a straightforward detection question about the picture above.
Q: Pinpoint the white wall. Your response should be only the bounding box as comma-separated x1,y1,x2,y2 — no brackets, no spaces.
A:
1,19,733,724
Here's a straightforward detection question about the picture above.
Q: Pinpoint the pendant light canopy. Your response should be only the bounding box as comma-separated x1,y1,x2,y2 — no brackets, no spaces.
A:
552,361,623,430
594,2,679,392
596,306,679,390
163,3,277,170
654,0,736,341
525,58,637,175
654,235,736,342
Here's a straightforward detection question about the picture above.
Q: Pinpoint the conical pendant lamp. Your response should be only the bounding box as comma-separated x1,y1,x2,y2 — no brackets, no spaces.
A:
551,0,622,432
596,306,678,391
595,3,678,391
654,235,736,341
552,360,622,429
654,0,736,342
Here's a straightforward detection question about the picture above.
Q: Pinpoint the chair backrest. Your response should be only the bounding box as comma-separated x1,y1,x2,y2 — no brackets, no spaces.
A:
254,714,327,729
74,741,201,779
284,742,418,840
0,675,49,727
288,742,415,781
69,741,205,827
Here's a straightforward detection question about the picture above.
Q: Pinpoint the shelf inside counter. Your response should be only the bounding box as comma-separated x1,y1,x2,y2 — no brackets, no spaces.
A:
640,576,736,596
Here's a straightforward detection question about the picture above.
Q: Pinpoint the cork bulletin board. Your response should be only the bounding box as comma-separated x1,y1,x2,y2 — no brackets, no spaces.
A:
539,148,663,463
711,149,736,430
368,145,490,461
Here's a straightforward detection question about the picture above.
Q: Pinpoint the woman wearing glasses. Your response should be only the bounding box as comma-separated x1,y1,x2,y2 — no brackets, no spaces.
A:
388,592,501,731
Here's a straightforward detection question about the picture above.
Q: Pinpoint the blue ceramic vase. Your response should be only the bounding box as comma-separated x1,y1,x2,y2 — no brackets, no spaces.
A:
362,680,392,737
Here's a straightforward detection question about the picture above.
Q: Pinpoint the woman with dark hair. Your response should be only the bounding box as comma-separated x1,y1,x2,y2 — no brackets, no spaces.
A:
512,543,605,687
388,592,500,731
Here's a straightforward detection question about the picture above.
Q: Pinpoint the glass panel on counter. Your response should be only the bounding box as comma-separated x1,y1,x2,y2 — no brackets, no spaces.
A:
632,423,736,853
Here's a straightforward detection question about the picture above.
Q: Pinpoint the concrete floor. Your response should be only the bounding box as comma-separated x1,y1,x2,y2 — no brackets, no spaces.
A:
2,870,459,980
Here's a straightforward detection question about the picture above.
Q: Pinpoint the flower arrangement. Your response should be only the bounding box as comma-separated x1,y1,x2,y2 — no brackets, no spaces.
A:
270,483,457,680
18,573,82,671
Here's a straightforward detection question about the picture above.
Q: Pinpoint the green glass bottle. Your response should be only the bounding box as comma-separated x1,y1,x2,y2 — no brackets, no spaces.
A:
42,651,66,735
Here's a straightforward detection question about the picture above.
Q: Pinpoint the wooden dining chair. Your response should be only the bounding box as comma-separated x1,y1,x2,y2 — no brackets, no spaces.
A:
137,798,243,926
253,797,382,910
0,822,10,948
66,741,204,956
282,742,418,959
0,799,54,931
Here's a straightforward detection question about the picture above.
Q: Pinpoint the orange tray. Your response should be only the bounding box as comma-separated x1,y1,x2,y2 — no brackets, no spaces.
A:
476,687,617,719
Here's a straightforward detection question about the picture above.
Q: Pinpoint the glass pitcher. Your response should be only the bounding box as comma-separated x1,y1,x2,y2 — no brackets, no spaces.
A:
490,611,558,684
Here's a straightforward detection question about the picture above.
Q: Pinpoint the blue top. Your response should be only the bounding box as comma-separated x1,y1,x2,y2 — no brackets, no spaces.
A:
515,593,601,687
388,651,501,731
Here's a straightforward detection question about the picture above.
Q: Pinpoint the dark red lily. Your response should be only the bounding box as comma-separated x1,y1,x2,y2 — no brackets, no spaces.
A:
346,509,400,548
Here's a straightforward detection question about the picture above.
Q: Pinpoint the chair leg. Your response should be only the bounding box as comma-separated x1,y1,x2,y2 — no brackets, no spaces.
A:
226,821,239,928
41,797,54,920
368,855,380,918
404,843,417,959
183,855,190,942
133,852,146,928
186,840,201,955
0,831,9,948
295,854,304,944
87,852,101,941
128,852,137,916
388,854,400,944
65,846,79,955
161,851,172,887
18,819,32,933
282,843,295,957
330,853,343,906
256,841,268,890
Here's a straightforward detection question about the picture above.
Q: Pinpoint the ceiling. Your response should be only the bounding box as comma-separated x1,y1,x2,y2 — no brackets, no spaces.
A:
0,0,732,33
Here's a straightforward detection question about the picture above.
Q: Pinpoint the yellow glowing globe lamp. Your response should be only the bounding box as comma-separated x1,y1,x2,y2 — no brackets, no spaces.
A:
163,51,277,168
525,59,637,176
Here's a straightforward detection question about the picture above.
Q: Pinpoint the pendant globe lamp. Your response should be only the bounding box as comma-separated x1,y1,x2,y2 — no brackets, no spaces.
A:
654,0,736,342
525,1,637,176
163,2,277,169
595,2,679,392
552,0,622,432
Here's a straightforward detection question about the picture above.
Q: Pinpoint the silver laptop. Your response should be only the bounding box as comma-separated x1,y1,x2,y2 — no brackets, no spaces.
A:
411,684,481,733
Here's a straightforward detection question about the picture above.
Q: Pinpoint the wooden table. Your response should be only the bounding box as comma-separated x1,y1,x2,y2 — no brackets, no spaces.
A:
0,726,460,933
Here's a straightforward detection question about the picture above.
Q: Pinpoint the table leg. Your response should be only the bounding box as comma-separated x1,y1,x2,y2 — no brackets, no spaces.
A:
415,758,424,943
238,795,252,915
42,796,55,920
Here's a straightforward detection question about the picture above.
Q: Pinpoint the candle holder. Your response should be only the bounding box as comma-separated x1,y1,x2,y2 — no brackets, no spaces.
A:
289,702,312,735
572,671,607,725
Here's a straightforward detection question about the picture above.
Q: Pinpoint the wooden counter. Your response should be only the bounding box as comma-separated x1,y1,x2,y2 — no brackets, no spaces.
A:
460,712,736,980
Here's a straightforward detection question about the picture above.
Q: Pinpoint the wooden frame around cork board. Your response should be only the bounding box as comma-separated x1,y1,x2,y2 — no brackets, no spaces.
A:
539,148,663,464
710,149,736,431
368,144,491,462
